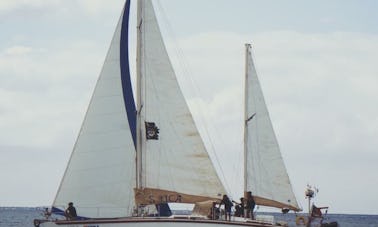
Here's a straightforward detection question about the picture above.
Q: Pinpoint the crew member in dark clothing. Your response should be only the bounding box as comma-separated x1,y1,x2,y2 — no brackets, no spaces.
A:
65,202,78,220
234,197,244,217
245,191,256,219
219,194,233,221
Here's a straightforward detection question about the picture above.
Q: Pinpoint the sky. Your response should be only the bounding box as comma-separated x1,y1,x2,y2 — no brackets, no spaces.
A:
1,0,378,215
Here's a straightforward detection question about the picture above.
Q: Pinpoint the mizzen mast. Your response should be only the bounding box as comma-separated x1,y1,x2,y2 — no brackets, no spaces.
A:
243,43,251,197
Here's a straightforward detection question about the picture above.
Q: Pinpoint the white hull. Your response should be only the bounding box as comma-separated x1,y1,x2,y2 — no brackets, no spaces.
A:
37,217,277,227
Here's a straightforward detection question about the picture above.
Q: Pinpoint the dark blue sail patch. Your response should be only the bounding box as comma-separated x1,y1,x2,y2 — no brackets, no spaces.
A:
120,0,137,147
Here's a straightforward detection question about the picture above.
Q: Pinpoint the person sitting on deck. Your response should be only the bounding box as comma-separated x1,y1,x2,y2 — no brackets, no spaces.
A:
233,197,244,217
43,208,51,219
65,202,78,220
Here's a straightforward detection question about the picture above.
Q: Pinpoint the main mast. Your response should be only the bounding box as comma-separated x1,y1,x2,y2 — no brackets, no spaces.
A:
243,43,251,197
136,0,143,190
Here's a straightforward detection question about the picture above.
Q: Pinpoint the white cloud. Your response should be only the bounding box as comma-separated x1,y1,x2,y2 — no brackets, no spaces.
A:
0,40,104,149
75,0,125,15
0,0,60,12
3,45,33,55
0,0,120,14
0,0,124,21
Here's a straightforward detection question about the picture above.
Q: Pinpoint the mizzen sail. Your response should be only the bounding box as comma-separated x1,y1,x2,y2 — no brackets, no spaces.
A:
244,44,300,211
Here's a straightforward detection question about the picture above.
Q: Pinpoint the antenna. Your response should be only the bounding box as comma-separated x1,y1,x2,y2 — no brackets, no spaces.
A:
305,184,319,215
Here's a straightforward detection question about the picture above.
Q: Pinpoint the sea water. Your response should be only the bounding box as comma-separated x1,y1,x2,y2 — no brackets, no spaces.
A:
0,207,377,227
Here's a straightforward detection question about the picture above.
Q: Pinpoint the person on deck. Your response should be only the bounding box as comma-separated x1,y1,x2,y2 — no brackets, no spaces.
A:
65,202,78,220
219,194,233,221
234,197,244,217
43,208,51,219
245,191,256,219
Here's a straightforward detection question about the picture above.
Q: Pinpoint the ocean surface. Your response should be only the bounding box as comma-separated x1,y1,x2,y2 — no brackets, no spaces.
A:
0,207,377,227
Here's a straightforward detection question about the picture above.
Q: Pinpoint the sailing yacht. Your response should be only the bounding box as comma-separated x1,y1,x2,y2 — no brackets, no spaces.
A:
34,0,300,226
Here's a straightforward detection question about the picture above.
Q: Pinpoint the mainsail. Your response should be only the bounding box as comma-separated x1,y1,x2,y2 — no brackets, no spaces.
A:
135,0,226,205
244,44,300,211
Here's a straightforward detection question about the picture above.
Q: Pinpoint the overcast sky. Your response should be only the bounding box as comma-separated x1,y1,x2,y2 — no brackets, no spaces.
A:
1,0,377,215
